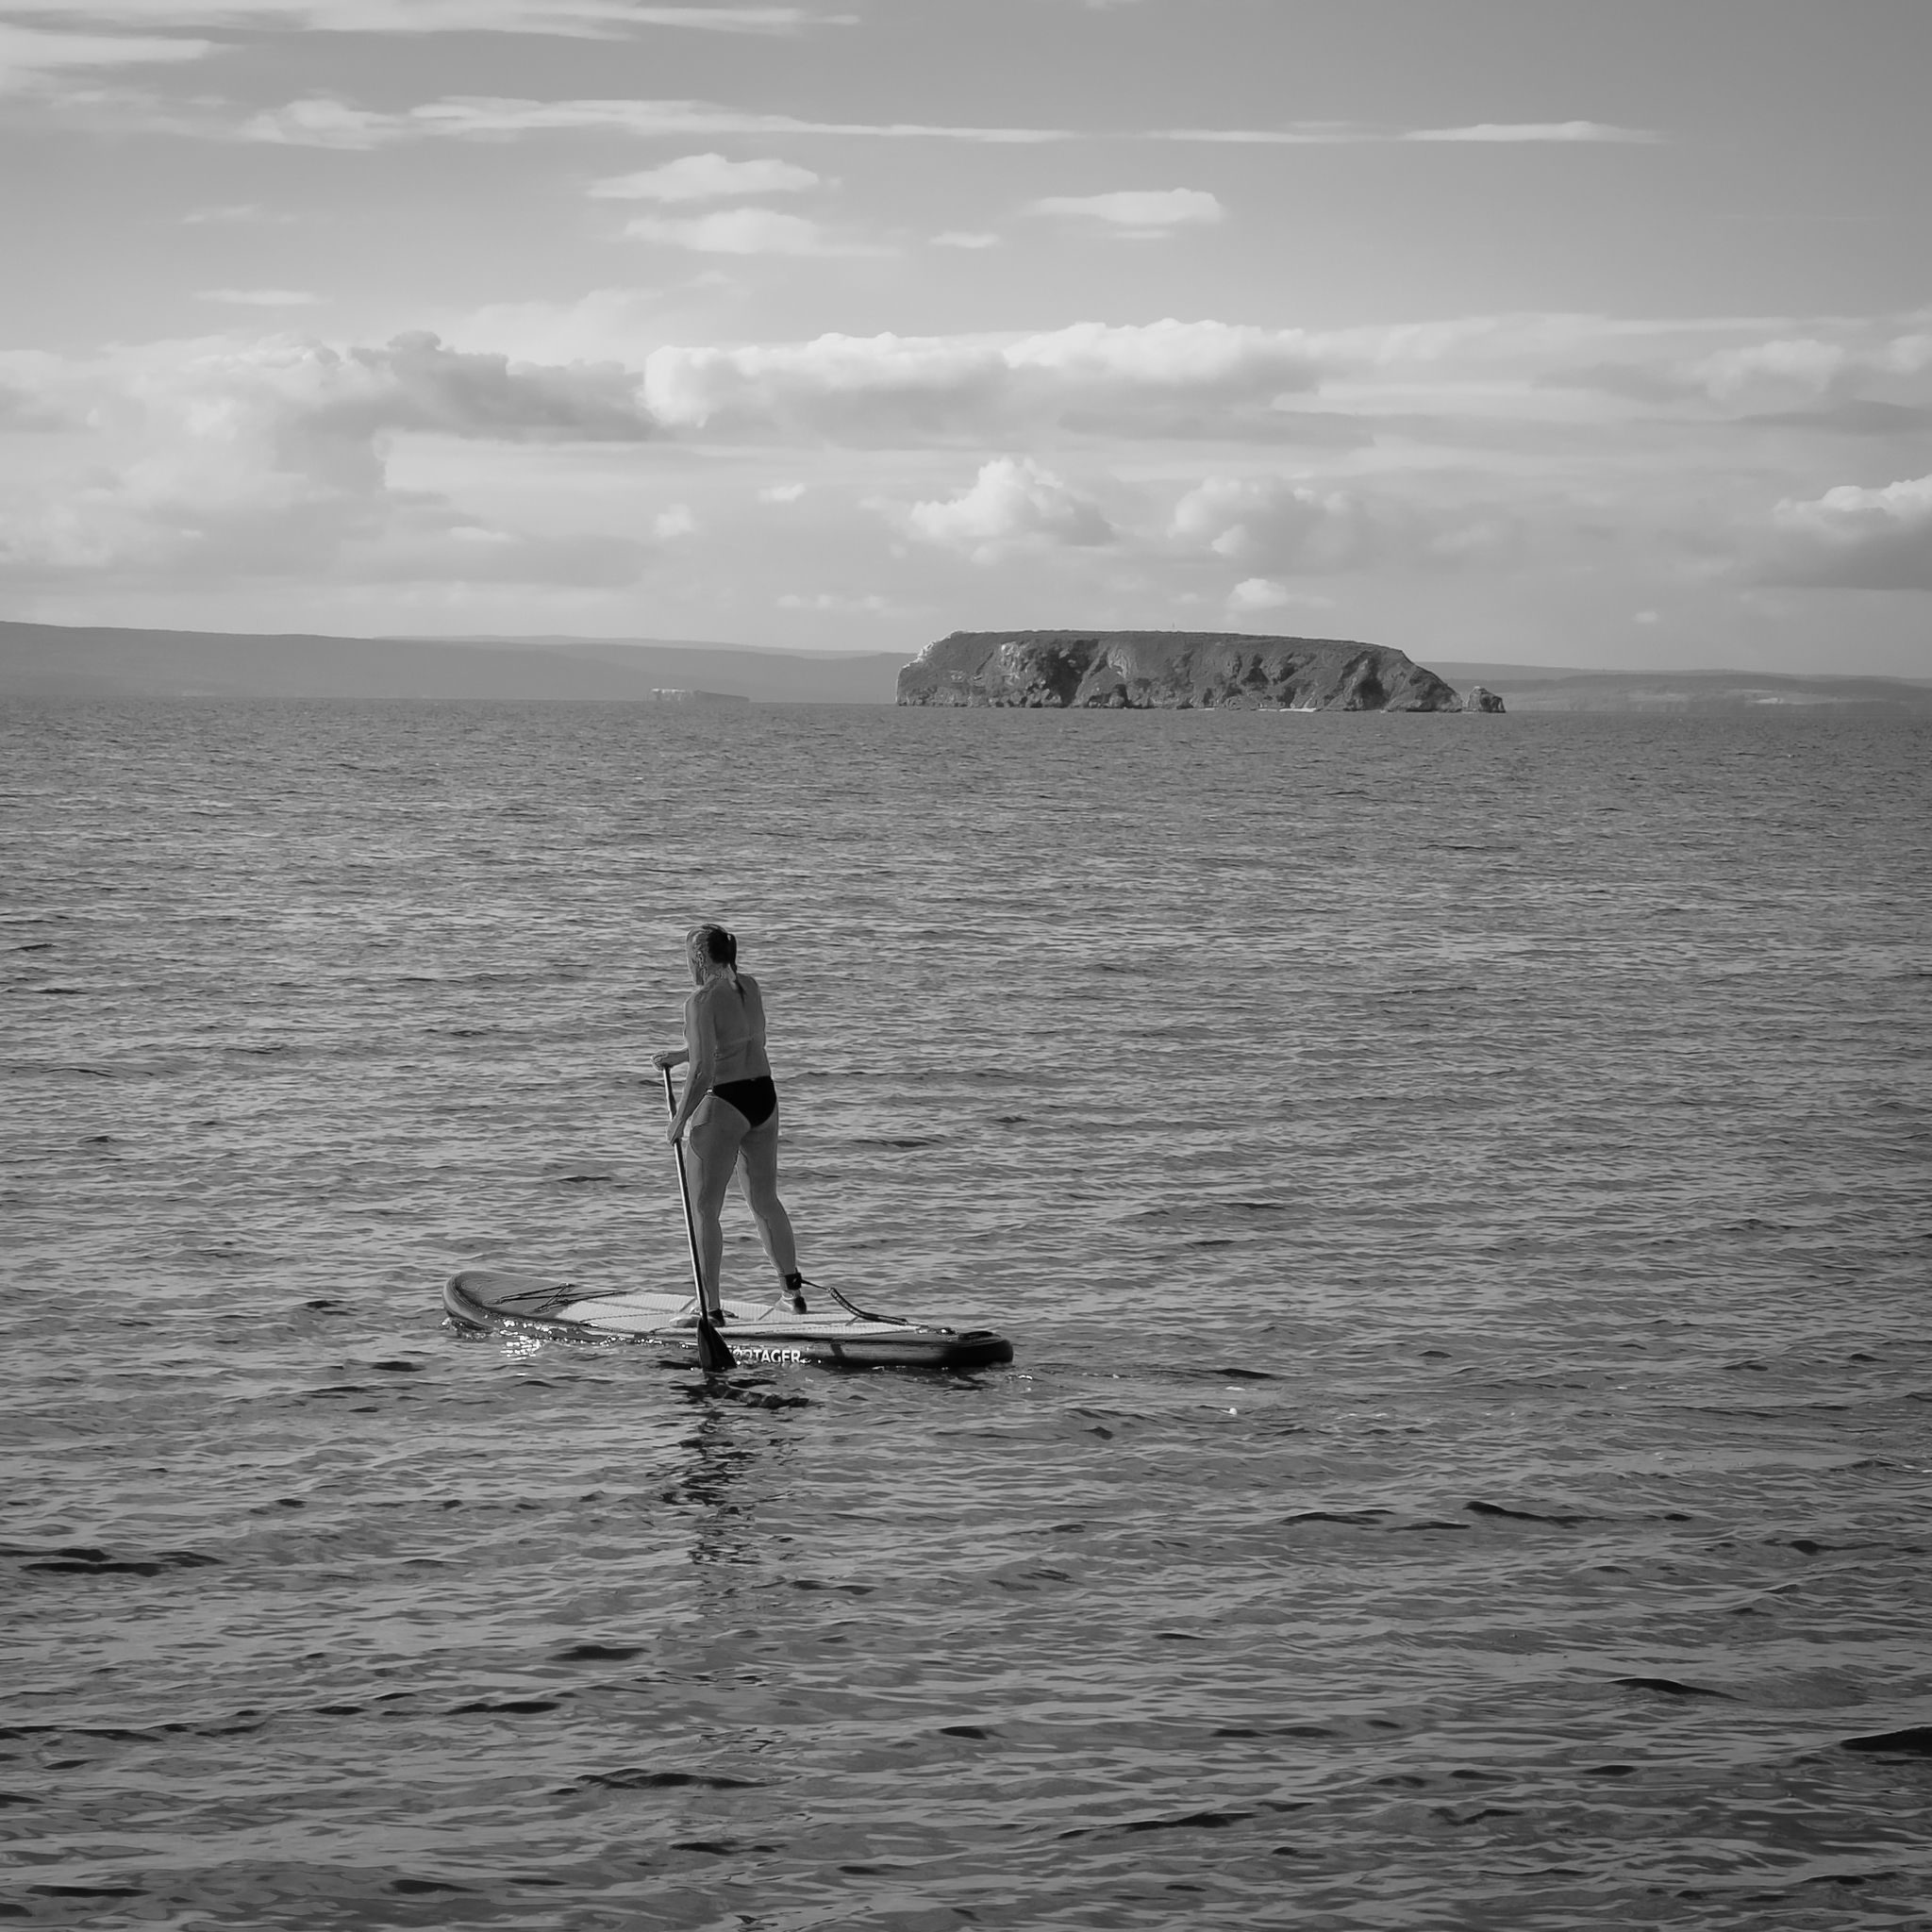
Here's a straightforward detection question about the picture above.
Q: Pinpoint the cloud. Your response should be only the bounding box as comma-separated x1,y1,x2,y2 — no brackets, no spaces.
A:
182,202,291,224
1405,121,1660,143
1765,473,1932,591
1027,189,1224,235
624,208,849,255
1151,124,1361,144
1533,324,1932,425
589,152,819,202
242,96,402,144
0,22,211,92
901,457,1113,562
635,318,1323,441
1152,120,1660,145
317,330,658,440
758,481,805,501
1693,337,1855,400
0,330,660,589
240,93,1074,147
652,502,697,538
1173,475,1390,572
1171,473,1521,575
1226,576,1330,612
931,230,1001,249
1746,398,1932,438
196,287,318,306
0,363,76,431
776,590,891,611
2,3,848,37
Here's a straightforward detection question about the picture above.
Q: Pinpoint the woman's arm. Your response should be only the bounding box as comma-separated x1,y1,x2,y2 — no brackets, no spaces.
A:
663,991,714,1141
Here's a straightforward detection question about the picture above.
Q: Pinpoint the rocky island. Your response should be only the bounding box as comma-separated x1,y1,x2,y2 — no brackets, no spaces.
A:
895,630,1502,712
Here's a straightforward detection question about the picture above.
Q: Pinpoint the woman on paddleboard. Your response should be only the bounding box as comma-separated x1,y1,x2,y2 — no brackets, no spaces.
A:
652,924,808,1315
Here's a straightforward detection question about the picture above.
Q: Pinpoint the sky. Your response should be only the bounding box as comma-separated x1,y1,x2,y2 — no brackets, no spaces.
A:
2,0,1929,674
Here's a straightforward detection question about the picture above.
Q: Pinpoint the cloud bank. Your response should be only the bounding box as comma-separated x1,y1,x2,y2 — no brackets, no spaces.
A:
6,308,1932,642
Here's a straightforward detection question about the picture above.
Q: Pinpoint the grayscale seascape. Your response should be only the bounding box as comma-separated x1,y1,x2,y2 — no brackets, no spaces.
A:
6,698,1929,1929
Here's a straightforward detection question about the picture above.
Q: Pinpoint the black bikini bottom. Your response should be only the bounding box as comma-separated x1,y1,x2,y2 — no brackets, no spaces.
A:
709,1075,777,1129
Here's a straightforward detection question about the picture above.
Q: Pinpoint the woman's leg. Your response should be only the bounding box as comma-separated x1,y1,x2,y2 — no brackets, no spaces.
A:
683,1098,747,1307
735,1111,798,1281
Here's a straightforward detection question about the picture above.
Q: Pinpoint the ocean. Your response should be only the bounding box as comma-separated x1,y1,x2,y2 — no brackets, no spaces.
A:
5,698,1929,1930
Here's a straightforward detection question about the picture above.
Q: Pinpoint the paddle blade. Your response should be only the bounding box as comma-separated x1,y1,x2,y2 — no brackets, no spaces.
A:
695,1312,736,1374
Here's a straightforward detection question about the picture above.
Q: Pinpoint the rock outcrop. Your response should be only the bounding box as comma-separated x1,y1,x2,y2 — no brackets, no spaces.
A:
1463,684,1507,713
895,630,1481,711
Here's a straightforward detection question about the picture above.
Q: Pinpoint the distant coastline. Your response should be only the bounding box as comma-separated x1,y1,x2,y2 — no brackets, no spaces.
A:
0,620,904,705
3,619,1926,711
1428,662,1932,712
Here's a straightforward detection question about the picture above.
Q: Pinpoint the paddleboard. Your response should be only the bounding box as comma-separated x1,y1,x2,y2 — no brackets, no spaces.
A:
442,1269,1014,1372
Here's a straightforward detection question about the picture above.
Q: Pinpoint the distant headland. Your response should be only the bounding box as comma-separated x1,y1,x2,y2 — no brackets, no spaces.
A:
895,629,1503,712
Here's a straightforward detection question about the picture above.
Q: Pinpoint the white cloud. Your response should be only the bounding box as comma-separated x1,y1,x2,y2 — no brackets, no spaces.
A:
1536,322,1932,427
1170,473,1521,575
776,590,891,611
1766,473,1932,591
625,208,847,254
758,481,805,501
1,4,847,37
901,457,1112,562
182,202,288,224
931,230,1001,249
1405,121,1660,143
1151,124,1358,144
1693,337,1852,400
1226,577,1330,612
1173,475,1391,572
1000,317,1309,390
242,96,399,145
635,318,1323,441
589,152,819,202
0,330,659,589
196,287,318,306
239,92,1074,148
0,22,211,92
653,502,697,538
1152,120,1660,145
0,355,77,430
1027,189,1224,235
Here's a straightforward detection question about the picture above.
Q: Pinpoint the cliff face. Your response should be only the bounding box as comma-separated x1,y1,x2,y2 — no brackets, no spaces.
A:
895,630,1478,711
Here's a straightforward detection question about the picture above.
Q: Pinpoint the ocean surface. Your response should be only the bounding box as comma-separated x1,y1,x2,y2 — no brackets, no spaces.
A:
4,697,1930,1931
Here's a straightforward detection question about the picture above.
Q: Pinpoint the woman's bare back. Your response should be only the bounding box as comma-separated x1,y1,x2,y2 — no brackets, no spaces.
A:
689,973,772,1084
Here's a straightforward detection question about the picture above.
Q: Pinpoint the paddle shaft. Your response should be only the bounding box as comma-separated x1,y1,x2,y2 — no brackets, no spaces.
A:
660,1066,712,1309
661,1066,732,1370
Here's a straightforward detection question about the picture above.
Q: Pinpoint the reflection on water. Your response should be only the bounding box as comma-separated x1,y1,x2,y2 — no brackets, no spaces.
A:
3,698,1929,1928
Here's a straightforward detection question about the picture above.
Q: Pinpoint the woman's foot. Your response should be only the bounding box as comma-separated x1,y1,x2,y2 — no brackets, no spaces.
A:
783,1272,808,1314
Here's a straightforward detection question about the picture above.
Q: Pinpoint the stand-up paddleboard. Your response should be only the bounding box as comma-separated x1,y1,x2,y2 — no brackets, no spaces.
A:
442,1270,1015,1372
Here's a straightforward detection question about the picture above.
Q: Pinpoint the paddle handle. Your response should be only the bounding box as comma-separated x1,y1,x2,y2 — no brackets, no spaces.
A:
661,1065,713,1317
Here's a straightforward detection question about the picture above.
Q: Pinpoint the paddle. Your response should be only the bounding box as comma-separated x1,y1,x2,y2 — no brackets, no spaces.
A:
660,1065,735,1374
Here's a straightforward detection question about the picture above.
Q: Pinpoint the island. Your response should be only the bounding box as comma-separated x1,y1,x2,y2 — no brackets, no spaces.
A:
895,630,1503,712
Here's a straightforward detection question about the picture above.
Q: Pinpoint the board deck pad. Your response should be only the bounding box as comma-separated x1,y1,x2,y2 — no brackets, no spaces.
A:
443,1269,1014,1371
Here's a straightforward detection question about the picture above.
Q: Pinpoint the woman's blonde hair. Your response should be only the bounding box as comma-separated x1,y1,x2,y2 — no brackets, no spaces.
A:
685,923,741,989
